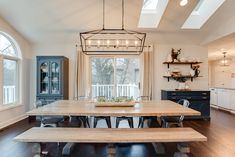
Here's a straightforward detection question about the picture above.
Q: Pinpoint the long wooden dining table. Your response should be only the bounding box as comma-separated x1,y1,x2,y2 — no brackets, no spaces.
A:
27,100,200,117
22,100,205,156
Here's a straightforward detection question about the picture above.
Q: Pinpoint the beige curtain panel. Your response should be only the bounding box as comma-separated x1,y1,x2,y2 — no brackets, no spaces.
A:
74,47,91,100
140,46,154,100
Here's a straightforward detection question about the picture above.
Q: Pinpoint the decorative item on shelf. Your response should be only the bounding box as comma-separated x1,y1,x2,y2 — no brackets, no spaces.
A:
192,65,200,77
80,0,146,55
179,57,187,62
43,76,49,82
164,69,171,77
171,48,181,62
189,68,195,77
175,77,191,91
171,68,181,77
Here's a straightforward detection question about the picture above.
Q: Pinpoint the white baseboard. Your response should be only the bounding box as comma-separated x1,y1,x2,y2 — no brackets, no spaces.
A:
0,114,28,130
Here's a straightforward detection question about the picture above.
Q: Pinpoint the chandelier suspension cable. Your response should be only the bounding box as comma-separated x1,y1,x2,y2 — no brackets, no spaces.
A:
103,0,105,29
122,0,124,30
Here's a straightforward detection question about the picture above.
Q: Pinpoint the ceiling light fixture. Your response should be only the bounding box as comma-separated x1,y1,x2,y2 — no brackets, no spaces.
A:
220,52,230,66
180,0,188,6
80,0,146,55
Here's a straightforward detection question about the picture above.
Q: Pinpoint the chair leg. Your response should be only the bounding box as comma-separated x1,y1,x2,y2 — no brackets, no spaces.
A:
105,117,112,128
116,118,120,128
93,118,98,128
179,122,183,127
85,117,90,128
127,118,134,128
138,117,144,128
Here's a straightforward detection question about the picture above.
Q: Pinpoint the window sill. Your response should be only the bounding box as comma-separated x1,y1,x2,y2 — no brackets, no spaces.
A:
0,103,23,112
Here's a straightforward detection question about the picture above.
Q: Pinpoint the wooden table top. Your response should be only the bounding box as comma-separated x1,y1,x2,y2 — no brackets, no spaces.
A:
14,127,207,143
27,100,200,117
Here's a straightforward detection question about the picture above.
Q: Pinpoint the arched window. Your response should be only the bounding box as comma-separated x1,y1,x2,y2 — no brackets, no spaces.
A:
0,32,21,105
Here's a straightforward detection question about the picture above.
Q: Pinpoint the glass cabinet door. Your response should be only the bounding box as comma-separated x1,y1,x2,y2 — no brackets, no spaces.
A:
50,61,61,95
39,62,49,94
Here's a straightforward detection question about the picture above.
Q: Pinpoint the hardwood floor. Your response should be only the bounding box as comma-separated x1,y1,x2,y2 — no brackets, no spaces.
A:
0,108,235,157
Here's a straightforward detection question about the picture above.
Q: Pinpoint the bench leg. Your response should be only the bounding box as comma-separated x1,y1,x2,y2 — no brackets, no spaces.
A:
107,144,116,157
174,152,188,157
174,142,190,157
62,142,75,156
152,142,165,154
32,143,49,157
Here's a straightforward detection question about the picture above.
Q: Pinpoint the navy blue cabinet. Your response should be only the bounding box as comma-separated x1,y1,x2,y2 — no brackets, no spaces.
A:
161,90,210,120
36,56,69,104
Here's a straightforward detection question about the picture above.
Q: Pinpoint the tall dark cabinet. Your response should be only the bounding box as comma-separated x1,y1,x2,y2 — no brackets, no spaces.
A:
36,56,69,104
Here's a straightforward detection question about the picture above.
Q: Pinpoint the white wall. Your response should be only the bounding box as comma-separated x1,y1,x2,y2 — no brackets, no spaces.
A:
0,17,32,129
153,44,209,100
210,58,235,88
31,42,209,105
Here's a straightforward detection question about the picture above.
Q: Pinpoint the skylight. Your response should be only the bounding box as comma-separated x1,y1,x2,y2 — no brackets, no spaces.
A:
138,0,169,28
143,0,158,11
182,0,225,29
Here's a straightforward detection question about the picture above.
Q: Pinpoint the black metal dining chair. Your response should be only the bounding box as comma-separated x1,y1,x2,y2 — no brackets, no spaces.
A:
93,96,112,128
161,99,190,128
137,96,152,128
75,96,90,128
115,96,134,128
34,100,63,127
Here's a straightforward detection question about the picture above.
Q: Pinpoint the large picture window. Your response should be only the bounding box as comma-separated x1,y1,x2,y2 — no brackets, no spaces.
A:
0,32,20,105
91,57,140,99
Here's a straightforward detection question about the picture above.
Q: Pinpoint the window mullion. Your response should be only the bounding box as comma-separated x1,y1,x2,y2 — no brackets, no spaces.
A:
113,57,116,98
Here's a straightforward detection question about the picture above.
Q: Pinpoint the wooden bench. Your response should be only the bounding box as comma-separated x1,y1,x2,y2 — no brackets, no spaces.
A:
14,127,207,157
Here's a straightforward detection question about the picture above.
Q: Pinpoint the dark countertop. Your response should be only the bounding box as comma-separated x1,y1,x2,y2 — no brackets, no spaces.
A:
162,89,210,92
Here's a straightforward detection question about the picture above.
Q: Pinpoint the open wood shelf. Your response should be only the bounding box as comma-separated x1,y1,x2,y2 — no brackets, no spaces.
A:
163,62,202,68
163,75,202,82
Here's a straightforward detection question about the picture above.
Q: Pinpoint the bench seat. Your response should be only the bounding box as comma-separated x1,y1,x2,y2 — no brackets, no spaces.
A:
14,127,207,143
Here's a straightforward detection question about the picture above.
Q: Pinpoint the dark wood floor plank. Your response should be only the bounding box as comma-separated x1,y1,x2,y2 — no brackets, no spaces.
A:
0,108,235,157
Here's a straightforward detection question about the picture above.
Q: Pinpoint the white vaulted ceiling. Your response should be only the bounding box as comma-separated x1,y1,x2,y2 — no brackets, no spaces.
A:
0,0,234,52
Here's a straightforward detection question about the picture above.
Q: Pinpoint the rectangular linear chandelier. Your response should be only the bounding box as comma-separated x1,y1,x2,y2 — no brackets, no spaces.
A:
80,0,146,55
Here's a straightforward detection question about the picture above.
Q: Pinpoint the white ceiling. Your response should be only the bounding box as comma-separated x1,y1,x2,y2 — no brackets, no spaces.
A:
208,33,235,60
0,0,235,56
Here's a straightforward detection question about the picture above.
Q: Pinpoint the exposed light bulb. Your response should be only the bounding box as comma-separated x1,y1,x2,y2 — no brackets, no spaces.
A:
116,40,119,48
88,40,91,48
125,40,129,48
180,0,188,6
134,40,138,46
97,40,101,48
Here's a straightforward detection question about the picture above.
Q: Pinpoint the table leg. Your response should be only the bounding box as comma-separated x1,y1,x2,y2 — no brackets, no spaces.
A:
62,142,75,156
107,144,116,157
152,142,165,154
32,143,48,157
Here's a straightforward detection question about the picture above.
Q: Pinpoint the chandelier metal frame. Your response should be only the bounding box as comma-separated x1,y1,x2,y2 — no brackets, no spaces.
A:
80,0,146,55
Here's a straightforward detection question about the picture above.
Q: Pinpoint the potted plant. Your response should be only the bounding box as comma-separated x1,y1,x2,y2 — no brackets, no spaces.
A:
174,77,187,90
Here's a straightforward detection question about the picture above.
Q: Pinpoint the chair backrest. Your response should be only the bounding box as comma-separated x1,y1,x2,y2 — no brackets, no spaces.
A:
34,100,43,108
177,99,190,122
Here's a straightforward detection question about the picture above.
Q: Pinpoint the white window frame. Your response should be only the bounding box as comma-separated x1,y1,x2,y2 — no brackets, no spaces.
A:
90,55,141,99
0,32,21,106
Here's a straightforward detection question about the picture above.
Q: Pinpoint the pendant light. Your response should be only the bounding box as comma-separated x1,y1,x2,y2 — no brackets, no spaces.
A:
220,52,230,66
80,0,146,55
